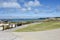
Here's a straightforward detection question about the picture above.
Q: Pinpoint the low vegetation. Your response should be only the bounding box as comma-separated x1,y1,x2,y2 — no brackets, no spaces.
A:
15,21,60,32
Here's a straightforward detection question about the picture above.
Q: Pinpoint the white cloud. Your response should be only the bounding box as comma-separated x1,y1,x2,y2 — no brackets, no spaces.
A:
21,7,32,12
0,2,21,8
0,0,17,2
24,0,41,7
23,0,41,12
34,0,41,6
27,7,32,10
21,8,27,11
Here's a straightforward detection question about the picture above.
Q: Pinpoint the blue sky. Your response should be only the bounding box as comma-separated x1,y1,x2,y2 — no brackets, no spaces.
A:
0,0,60,19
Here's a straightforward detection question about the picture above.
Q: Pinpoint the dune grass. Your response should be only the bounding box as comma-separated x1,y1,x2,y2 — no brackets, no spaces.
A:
14,21,60,32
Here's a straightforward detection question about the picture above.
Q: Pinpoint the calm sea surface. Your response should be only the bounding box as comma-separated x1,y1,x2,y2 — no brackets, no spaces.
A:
0,19,44,22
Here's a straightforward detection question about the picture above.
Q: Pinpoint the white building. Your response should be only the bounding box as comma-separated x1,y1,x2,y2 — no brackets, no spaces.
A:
0,21,16,31
0,24,9,30
9,23,16,28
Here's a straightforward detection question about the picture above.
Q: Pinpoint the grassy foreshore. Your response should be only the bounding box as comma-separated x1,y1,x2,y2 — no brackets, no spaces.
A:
15,21,60,32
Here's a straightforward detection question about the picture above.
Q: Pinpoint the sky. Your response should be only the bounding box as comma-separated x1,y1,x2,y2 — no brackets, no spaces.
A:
0,0,60,19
